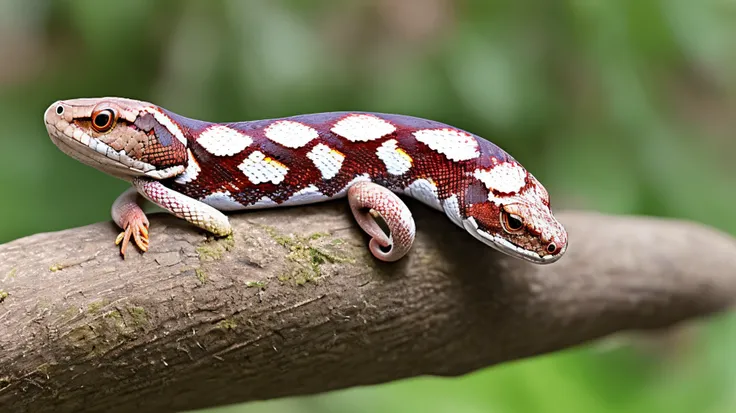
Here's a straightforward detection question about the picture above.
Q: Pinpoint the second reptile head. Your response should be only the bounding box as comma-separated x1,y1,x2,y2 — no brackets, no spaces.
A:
441,161,568,264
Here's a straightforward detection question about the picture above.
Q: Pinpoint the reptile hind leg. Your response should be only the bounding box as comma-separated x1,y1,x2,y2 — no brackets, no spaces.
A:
348,181,416,262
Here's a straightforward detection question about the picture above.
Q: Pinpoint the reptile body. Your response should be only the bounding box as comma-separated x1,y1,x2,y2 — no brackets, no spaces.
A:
44,97,567,264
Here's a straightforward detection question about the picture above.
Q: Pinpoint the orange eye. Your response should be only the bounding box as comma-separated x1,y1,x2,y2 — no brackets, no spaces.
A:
500,210,524,234
91,108,116,132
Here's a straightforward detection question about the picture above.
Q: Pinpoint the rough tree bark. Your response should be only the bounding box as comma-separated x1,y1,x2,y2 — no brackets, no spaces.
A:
0,201,735,413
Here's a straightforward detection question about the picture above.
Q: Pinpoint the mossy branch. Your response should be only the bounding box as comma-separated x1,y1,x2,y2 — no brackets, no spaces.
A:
1,201,735,413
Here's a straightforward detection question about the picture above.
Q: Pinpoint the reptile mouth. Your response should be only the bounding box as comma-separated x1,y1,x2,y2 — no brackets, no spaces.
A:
462,217,564,264
44,114,183,180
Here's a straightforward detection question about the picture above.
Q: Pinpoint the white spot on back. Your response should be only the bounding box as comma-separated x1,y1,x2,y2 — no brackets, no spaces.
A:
331,114,396,142
174,149,201,184
143,107,187,146
238,151,289,185
413,128,479,162
473,162,527,194
197,125,252,156
265,120,319,148
403,179,441,210
306,143,345,180
200,190,244,211
284,184,330,206
376,139,413,175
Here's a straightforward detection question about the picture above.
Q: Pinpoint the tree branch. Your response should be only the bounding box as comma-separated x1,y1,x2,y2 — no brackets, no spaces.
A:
1,201,735,413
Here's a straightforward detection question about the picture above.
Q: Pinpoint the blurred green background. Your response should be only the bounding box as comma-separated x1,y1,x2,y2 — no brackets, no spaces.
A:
1,0,735,412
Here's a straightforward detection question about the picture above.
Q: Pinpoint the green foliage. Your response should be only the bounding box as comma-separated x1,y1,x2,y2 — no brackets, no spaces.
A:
1,0,735,412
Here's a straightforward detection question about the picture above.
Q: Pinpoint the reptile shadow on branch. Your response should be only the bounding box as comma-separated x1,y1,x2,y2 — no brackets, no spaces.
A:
1,201,735,413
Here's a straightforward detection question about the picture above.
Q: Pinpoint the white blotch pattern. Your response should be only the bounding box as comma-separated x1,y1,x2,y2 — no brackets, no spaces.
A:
201,190,244,211
529,174,549,202
331,114,396,142
441,195,464,227
143,107,187,146
403,179,441,210
197,125,252,156
376,139,413,175
285,184,329,205
174,149,201,184
306,143,344,180
473,162,527,194
265,120,319,148
413,128,479,162
238,151,289,185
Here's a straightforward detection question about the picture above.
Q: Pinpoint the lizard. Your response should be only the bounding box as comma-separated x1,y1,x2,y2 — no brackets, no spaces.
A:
43,97,568,264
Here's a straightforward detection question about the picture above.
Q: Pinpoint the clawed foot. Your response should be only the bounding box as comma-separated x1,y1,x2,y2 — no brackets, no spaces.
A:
115,214,150,257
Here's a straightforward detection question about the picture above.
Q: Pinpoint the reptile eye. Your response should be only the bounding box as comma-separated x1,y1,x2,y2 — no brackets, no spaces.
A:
91,108,116,132
500,211,524,234
56,105,64,115
547,243,557,254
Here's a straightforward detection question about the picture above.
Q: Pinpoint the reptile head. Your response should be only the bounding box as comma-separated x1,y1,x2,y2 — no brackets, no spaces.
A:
44,97,189,181
447,161,568,264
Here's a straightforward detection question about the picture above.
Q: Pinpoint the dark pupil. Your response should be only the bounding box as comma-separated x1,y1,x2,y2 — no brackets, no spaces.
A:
547,243,557,253
508,215,523,230
56,105,64,115
94,112,110,127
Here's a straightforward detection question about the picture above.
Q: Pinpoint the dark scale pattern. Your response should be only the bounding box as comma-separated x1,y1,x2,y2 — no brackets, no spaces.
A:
140,131,187,168
130,113,188,168
161,110,516,213
134,113,177,147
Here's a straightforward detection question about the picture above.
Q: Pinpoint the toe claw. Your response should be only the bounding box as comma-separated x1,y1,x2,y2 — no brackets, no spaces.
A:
134,230,149,252
115,216,149,256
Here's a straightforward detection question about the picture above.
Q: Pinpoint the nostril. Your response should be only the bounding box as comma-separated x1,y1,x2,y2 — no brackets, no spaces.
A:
546,243,557,254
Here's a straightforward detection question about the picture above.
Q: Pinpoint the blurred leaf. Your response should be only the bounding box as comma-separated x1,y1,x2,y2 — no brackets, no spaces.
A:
65,0,155,59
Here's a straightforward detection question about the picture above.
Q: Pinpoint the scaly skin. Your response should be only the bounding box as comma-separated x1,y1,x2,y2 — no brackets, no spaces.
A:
43,97,567,264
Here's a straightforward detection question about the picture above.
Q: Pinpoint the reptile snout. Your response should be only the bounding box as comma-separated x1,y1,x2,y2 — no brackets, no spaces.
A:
44,101,67,125
540,226,567,262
